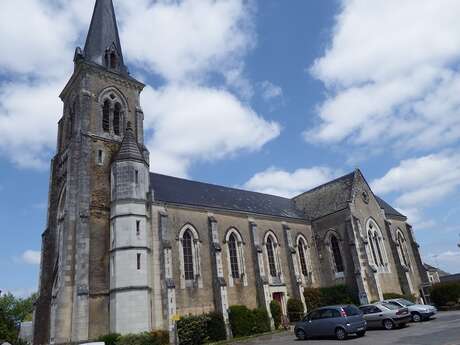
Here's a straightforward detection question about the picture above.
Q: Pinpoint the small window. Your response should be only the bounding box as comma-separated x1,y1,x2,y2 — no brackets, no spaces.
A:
298,239,309,276
97,150,103,164
266,236,277,278
183,230,195,281
331,235,344,273
113,103,121,135
135,170,139,184
228,233,240,279
136,220,140,236
137,253,141,270
102,100,110,132
110,52,117,69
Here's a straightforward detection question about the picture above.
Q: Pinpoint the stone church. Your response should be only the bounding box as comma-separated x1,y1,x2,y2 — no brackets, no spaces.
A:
33,0,429,344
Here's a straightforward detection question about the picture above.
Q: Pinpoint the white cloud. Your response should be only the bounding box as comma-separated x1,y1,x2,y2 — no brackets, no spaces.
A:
143,84,280,177
307,0,460,153
0,0,279,175
119,0,255,83
371,152,460,208
1,287,37,298
425,251,460,274
260,81,283,101
242,166,338,198
21,250,41,265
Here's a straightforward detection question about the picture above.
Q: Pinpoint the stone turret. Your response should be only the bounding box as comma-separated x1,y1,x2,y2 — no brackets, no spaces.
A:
110,123,151,334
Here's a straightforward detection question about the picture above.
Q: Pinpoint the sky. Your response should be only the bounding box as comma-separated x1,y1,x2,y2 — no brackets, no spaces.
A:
1,0,460,297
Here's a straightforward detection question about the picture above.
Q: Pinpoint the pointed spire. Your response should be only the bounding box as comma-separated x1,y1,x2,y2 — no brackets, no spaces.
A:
84,0,127,74
114,122,146,163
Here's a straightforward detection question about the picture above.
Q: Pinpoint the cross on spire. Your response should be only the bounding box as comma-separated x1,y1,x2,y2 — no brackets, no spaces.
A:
83,0,127,74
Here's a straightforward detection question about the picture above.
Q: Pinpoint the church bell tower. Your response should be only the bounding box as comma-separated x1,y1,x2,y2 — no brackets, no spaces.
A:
34,0,150,343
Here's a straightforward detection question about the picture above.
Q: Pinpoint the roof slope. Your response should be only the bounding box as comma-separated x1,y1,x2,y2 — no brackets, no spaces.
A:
150,173,305,219
114,123,145,163
375,196,406,219
292,172,356,219
84,0,127,73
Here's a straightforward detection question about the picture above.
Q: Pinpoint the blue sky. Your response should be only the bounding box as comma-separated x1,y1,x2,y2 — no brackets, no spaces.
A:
1,0,460,297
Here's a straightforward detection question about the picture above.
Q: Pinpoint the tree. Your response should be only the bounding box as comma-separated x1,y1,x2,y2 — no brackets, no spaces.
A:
0,292,37,344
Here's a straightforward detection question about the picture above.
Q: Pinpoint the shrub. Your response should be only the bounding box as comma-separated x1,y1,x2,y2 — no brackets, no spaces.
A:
269,300,282,329
98,333,121,345
177,312,226,345
430,282,460,307
252,308,271,334
287,298,304,322
303,287,322,311
303,285,357,312
228,305,254,337
115,332,168,345
383,292,416,303
150,331,169,345
177,314,208,345
319,285,356,306
205,312,227,343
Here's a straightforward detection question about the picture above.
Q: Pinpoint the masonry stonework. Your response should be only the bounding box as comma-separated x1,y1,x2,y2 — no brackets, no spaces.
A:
33,1,430,344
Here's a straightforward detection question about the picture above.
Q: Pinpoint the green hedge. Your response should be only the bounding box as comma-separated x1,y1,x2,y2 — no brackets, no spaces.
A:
430,282,460,307
303,285,357,311
177,312,226,345
269,300,282,329
228,305,270,338
383,292,416,303
112,331,169,345
287,298,304,322
98,333,121,345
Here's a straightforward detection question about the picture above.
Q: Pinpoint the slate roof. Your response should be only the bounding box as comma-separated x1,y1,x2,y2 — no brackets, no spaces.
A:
83,0,128,74
150,173,305,219
114,123,146,163
375,196,406,219
292,172,356,219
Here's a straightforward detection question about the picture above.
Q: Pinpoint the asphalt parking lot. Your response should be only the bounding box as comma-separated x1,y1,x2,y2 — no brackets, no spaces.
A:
233,311,460,345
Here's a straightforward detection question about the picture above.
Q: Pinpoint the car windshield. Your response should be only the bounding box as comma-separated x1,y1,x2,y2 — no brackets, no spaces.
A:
397,299,415,306
381,302,399,310
343,305,361,316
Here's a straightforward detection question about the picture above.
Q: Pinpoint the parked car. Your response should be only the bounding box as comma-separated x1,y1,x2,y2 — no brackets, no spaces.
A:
294,305,367,340
382,298,437,322
359,302,411,330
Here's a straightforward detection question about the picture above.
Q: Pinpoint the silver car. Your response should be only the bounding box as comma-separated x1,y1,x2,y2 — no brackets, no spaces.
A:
383,298,437,322
359,302,411,330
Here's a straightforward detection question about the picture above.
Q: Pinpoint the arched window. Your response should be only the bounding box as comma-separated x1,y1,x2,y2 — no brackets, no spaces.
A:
375,233,384,266
397,231,409,267
113,103,121,135
368,230,378,265
182,230,194,281
228,233,240,279
330,235,344,273
266,236,277,277
102,100,110,132
298,237,309,277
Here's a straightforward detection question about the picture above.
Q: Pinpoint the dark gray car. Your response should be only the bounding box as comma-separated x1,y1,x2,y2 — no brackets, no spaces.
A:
294,305,367,340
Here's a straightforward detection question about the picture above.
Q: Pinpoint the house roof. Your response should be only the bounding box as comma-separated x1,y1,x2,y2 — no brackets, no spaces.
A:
150,173,305,220
375,196,406,219
292,172,356,219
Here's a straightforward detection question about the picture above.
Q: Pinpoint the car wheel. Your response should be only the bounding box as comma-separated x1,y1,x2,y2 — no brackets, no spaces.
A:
295,329,306,340
357,330,366,337
383,319,395,330
412,312,422,322
335,327,347,340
